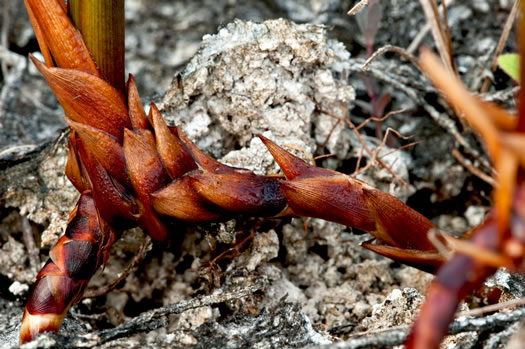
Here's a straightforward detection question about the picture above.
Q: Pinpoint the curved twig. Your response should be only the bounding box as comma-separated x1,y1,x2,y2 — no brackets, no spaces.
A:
84,235,152,298
322,307,525,349
480,0,520,93
452,148,497,187
362,45,421,73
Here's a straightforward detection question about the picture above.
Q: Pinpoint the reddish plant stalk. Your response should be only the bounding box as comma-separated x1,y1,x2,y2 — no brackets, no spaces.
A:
405,4,525,346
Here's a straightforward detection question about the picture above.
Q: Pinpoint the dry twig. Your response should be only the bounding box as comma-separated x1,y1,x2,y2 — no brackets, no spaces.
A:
417,0,456,74
452,148,498,187
457,298,525,318
84,235,152,298
319,307,525,349
362,45,421,72
477,86,519,105
65,284,264,346
21,215,41,273
318,118,343,151
348,59,496,175
480,0,520,93
282,143,316,166
353,108,407,132
317,105,410,188
407,0,456,54
347,0,369,16
351,127,413,177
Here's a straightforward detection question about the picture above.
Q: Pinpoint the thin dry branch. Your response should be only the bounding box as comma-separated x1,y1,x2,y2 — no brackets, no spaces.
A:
313,153,336,161
480,0,520,93
352,127,413,177
21,215,40,274
477,86,519,105
443,233,513,268
348,59,496,176
452,148,498,187
84,235,152,298
407,0,456,54
457,298,525,318
347,0,369,16
58,283,264,346
208,232,255,266
318,118,343,151
418,0,455,74
362,45,421,72
354,147,365,174
427,228,454,260
317,106,410,188
354,108,407,132
282,143,316,166
379,141,420,160
319,307,525,349
441,0,453,67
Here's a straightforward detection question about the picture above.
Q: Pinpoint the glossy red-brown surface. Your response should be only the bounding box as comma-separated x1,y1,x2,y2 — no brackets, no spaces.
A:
20,192,115,344
152,176,223,222
31,58,131,141
406,219,499,349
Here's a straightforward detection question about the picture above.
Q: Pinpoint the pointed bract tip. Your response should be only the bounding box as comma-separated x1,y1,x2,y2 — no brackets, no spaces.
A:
126,73,150,130
150,103,197,178
150,102,160,112
29,53,45,71
175,127,236,174
258,135,334,179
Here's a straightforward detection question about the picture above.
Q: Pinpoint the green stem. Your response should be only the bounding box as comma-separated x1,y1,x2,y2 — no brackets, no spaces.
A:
68,0,125,92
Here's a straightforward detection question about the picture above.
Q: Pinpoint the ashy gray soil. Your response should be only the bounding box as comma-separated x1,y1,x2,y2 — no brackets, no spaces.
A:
1,1,524,348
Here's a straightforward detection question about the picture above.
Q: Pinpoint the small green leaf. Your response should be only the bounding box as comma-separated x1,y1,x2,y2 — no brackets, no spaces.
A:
497,53,520,82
